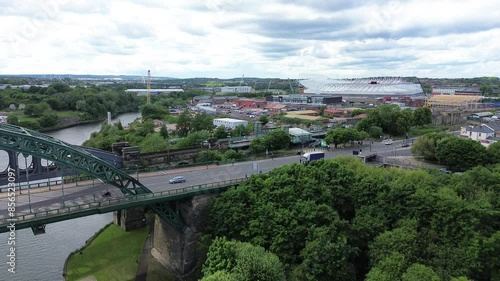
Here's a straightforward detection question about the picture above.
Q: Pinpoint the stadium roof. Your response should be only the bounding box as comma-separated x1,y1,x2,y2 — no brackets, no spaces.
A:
300,77,423,96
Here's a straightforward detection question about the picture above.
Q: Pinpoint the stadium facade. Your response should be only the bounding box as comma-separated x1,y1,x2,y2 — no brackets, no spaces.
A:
299,77,424,100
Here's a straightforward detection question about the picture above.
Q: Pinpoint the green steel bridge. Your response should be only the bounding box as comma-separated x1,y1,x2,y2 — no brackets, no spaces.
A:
0,123,245,234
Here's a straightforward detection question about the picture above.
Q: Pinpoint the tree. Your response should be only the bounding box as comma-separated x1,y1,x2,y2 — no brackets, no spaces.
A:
366,253,407,281
140,104,168,120
368,126,383,139
202,237,286,281
296,226,354,281
413,107,432,127
197,150,223,163
176,109,192,137
249,137,266,154
201,271,236,281
487,141,500,164
230,124,248,137
6,114,18,125
176,130,210,148
139,133,167,153
192,113,214,132
395,109,414,135
411,133,452,161
435,137,488,171
259,115,270,125
160,124,169,139
369,219,418,266
264,129,291,151
39,112,59,128
326,128,349,148
214,126,229,140
402,264,440,281
223,149,245,160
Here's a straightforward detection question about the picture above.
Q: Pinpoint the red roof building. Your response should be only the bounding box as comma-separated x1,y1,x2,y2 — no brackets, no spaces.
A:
236,99,267,108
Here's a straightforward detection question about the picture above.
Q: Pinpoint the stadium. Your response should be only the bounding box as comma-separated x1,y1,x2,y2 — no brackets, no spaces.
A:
299,77,424,103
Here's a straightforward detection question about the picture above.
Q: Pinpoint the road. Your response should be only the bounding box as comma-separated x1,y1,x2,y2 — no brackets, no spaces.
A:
0,139,414,220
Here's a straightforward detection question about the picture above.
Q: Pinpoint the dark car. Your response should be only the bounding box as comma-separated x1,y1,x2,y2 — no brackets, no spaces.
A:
169,176,186,184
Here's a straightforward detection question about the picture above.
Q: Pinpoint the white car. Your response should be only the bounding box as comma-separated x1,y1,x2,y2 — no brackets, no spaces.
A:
384,139,393,145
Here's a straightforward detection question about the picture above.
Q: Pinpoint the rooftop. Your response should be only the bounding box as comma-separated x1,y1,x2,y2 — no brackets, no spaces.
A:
213,118,247,122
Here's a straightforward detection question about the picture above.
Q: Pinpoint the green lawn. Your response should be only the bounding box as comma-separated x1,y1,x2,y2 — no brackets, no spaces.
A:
65,224,148,281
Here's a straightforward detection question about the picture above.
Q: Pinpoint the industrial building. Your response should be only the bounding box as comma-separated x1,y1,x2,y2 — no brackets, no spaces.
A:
213,118,248,130
236,98,267,108
432,87,482,96
425,95,483,110
266,94,342,106
221,86,253,93
288,128,313,144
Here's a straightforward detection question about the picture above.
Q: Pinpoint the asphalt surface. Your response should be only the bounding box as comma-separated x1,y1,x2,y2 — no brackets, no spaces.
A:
0,138,414,220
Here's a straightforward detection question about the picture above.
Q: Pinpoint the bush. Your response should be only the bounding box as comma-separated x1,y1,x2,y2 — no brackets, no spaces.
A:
18,120,40,130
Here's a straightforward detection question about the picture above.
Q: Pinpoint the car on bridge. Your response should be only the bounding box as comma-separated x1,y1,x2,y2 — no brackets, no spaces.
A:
383,139,393,145
169,176,186,184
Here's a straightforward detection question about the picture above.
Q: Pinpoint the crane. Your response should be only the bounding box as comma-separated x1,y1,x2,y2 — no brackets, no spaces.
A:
146,70,151,105
288,78,295,94
239,74,245,86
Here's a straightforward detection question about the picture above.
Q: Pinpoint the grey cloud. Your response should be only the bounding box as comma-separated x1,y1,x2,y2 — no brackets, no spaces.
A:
117,23,154,39
216,10,500,42
217,17,355,41
179,25,209,36
254,41,304,59
278,0,378,12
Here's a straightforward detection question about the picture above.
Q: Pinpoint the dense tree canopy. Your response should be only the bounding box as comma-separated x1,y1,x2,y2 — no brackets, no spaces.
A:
202,237,286,281
355,105,433,137
204,157,500,281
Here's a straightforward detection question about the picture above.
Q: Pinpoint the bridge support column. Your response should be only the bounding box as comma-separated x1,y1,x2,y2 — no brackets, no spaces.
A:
151,195,215,278
113,208,146,231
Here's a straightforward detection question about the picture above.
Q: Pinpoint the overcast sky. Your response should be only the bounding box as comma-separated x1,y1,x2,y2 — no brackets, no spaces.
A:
1,0,499,79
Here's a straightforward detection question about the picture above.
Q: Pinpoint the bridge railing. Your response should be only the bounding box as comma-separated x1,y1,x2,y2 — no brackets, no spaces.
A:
0,178,248,225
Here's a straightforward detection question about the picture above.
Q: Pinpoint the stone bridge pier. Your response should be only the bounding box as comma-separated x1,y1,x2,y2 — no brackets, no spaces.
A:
151,195,216,279
113,207,147,231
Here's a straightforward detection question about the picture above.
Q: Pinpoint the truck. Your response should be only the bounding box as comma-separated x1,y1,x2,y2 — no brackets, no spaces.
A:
301,151,325,163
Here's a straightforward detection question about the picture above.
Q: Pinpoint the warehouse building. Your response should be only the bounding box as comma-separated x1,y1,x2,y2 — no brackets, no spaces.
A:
221,86,253,93
266,94,342,106
213,118,248,130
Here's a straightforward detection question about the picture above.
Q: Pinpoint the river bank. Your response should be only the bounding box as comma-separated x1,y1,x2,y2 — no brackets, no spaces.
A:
64,224,148,281
0,112,142,281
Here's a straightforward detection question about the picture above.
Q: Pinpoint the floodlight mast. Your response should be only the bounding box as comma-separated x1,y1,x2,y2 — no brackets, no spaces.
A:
147,70,151,104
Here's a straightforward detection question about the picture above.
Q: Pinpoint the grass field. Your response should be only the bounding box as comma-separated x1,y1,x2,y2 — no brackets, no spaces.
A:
65,224,148,281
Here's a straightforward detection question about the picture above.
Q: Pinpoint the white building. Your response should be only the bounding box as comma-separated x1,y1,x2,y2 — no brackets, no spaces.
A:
125,89,184,95
221,86,253,93
213,118,248,130
460,123,500,147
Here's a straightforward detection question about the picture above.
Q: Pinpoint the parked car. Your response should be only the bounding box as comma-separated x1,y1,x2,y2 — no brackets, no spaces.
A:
439,168,452,174
169,176,186,184
384,139,393,145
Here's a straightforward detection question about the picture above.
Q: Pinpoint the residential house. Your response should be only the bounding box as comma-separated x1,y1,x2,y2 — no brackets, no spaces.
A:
460,123,500,146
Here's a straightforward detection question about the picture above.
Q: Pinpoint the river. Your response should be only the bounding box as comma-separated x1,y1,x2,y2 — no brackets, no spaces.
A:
0,112,141,281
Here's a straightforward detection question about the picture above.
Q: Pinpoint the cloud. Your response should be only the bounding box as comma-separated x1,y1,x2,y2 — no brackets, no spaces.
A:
0,0,498,78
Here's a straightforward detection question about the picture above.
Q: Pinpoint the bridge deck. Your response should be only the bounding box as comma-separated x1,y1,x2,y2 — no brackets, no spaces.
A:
0,178,247,233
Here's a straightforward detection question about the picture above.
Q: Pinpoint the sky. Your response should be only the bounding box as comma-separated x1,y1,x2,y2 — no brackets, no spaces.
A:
0,0,499,79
